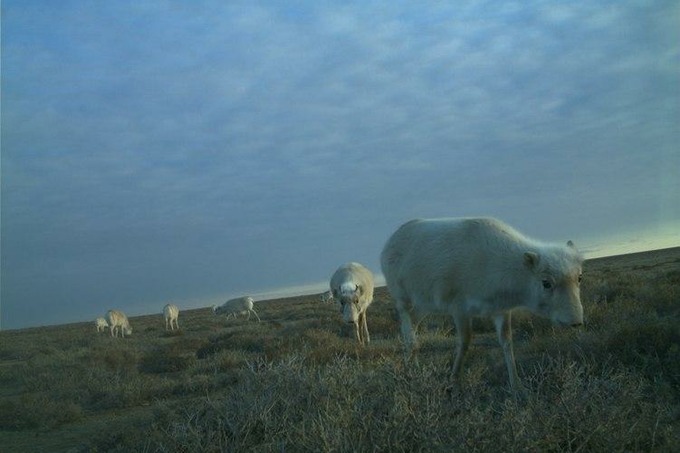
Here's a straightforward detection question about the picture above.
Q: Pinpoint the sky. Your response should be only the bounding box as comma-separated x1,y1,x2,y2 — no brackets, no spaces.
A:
2,0,679,330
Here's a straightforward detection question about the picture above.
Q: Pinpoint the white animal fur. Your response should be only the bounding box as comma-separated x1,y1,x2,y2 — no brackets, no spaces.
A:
380,217,584,392
105,309,133,338
95,317,109,332
330,262,375,345
163,303,180,331
213,296,261,322
320,290,334,304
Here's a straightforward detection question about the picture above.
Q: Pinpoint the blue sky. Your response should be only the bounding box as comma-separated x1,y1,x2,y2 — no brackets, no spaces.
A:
2,0,679,330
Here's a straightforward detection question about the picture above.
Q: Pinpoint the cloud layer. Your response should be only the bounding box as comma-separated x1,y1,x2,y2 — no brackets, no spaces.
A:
2,0,679,329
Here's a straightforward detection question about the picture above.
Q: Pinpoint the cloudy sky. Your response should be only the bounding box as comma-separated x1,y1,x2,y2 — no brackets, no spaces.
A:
2,0,679,330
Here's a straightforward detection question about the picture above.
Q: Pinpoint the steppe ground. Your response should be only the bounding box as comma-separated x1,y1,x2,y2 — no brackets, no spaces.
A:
0,247,678,452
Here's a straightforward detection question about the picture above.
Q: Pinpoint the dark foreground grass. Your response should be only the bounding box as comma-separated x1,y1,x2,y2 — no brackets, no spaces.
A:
0,247,678,452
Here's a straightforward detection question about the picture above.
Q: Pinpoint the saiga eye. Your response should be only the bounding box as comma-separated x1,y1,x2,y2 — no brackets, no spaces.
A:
542,280,553,290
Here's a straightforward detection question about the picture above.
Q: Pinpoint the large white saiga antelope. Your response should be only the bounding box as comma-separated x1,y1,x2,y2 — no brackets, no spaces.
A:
381,217,583,392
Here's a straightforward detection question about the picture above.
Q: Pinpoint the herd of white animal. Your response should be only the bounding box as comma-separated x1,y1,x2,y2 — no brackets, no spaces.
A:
94,217,584,392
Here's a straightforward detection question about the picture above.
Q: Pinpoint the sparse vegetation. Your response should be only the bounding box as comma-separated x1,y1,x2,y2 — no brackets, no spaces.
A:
1,248,678,452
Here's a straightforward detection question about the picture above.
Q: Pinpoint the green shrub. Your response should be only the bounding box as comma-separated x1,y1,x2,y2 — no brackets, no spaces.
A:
149,352,679,452
139,347,197,374
0,395,83,431
87,346,140,376
1,249,679,452
602,318,680,385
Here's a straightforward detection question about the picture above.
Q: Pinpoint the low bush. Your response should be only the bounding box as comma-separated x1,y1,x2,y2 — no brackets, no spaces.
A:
139,347,197,374
0,395,83,431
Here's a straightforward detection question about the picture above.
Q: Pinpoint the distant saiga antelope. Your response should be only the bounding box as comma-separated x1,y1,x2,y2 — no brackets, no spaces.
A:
213,296,261,322
319,290,334,304
105,309,133,338
330,262,375,345
95,317,108,333
163,303,180,331
381,217,584,393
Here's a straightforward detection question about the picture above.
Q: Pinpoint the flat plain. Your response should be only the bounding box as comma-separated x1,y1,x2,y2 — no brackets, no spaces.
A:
1,247,678,452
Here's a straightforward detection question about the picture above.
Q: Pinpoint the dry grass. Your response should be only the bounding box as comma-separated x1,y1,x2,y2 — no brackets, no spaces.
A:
1,247,678,452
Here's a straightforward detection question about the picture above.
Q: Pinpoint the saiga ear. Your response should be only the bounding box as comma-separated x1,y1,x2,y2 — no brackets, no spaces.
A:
524,251,540,269
356,284,362,295
567,240,575,248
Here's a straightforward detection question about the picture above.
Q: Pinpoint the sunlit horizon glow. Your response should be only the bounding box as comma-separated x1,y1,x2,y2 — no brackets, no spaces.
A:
212,229,680,306
578,222,680,259
8,236,676,331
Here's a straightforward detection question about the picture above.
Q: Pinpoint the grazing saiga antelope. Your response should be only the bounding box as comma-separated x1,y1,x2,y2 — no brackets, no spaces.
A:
213,296,261,322
319,290,334,304
95,317,108,333
381,217,583,392
330,262,375,345
163,303,180,331
105,309,133,338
